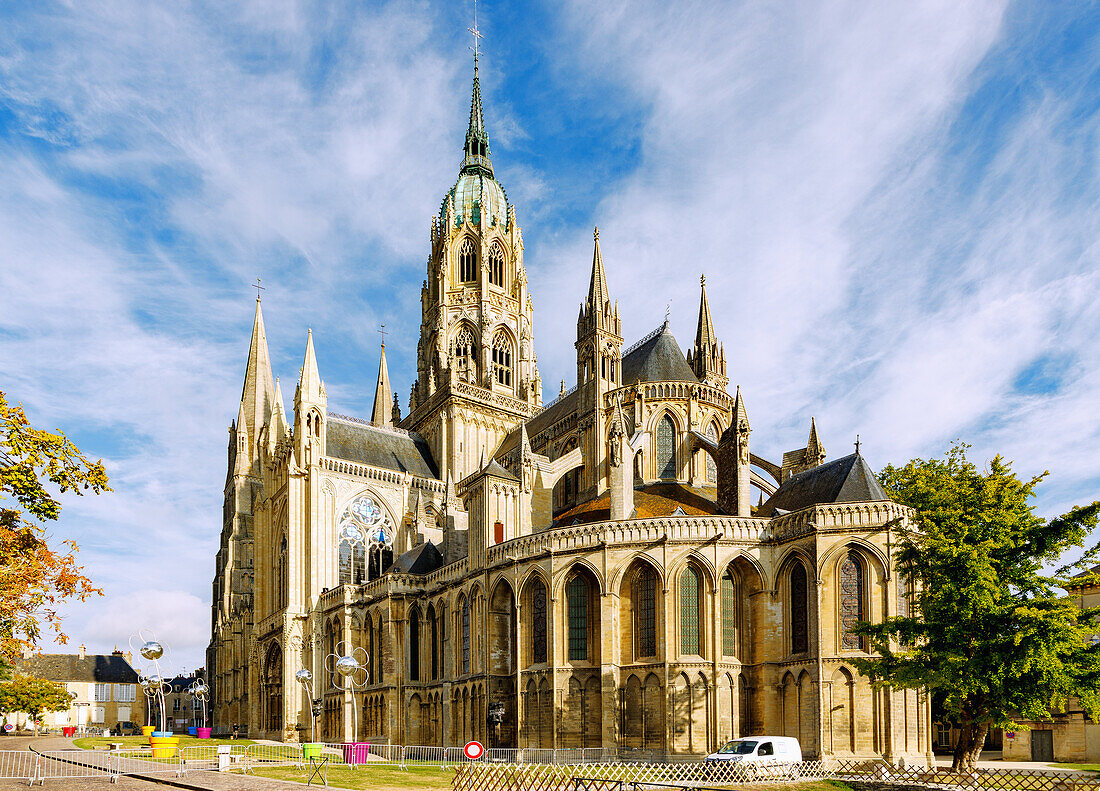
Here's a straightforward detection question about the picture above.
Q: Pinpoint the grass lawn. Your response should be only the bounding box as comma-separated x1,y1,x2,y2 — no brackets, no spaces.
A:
72,735,255,749
251,765,454,790
1049,764,1100,773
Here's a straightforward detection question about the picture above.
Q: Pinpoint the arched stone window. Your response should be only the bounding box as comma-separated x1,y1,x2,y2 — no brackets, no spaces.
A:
491,331,512,387
531,578,547,664
452,327,477,381
461,596,471,675
409,608,421,681
680,565,702,655
790,561,808,654
566,574,588,661
634,565,657,658
427,606,438,680
840,551,866,651
459,238,477,283
706,423,718,484
656,415,676,479
721,568,738,657
488,244,505,288
275,535,288,609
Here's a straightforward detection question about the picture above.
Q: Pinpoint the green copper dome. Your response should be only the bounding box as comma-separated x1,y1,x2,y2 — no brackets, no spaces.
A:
446,172,508,228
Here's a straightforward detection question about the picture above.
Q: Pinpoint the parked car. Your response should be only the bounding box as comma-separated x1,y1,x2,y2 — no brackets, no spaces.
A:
112,722,141,736
705,737,802,778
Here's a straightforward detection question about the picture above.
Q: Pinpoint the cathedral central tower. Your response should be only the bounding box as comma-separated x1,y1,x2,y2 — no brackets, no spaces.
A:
402,59,541,483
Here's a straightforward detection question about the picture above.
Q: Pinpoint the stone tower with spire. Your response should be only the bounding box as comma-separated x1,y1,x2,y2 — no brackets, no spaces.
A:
688,274,728,389
575,227,623,500
402,57,541,483
207,296,273,732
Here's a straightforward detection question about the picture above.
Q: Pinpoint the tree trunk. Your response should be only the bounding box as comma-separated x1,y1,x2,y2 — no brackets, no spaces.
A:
951,721,989,772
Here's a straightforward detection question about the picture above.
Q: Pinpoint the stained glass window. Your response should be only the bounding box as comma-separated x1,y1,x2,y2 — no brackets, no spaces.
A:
840,551,865,651
566,575,588,661
721,569,738,657
680,566,701,655
790,562,808,653
428,609,438,679
706,424,718,483
532,579,547,664
461,597,471,675
656,415,676,479
489,245,505,288
492,331,512,387
635,566,657,658
459,238,477,283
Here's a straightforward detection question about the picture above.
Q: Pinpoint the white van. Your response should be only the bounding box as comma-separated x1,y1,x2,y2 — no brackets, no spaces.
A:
705,736,802,771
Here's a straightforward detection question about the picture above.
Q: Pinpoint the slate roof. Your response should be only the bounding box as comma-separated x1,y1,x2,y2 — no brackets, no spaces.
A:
18,653,140,684
326,416,438,479
621,324,698,386
1067,564,1100,589
759,453,889,517
389,541,445,575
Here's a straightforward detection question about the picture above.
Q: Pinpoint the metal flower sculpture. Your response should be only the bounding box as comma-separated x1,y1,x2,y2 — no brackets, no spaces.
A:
188,680,209,730
139,675,171,731
324,641,370,745
129,630,172,732
295,669,318,743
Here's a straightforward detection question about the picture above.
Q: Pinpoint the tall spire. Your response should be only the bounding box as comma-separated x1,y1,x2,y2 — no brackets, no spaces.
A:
240,296,276,439
371,341,393,428
587,227,609,311
298,328,323,403
461,55,492,176
691,274,728,389
695,274,717,350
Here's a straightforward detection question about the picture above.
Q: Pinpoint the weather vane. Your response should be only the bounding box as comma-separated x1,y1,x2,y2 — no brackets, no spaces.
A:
379,323,387,348
854,434,861,454
665,302,671,324
252,277,265,300
468,0,483,61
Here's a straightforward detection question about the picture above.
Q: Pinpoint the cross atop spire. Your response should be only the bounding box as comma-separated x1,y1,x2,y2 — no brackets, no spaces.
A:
468,0,483,61
461,2,493,178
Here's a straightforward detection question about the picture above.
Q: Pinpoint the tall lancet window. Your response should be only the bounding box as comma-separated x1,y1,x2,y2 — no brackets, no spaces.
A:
706,423,718,484
491,331,512,387
790,561,808,654
656,415,676,479
459,238,477,283
461,596,471,675
680,565,701,655
840,551,866,651
488,244,505,288
452,327,477,381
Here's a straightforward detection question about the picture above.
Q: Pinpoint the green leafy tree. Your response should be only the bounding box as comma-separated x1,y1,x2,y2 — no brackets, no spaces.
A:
854,442,1100,772
0,391,108,666
0,675,72,734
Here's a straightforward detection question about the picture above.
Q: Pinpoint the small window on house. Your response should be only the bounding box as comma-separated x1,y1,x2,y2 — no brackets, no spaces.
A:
94,683,111,702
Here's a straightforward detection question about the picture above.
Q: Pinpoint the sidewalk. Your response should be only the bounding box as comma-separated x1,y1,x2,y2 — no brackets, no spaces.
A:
934,751,1095,772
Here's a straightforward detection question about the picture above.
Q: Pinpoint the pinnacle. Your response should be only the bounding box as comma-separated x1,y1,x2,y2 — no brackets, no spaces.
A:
588,228,609,310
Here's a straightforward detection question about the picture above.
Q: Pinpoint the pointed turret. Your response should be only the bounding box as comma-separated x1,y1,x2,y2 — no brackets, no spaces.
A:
371,342,393,428
293,328,327,463
461,60,493,177
692,275,728,389
239,297,276,442
269,377,289,452
587,227,610,312
717,386,752,516
806,417,826,466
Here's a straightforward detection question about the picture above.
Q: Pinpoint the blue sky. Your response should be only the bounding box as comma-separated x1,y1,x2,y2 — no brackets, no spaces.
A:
2,1,1098,672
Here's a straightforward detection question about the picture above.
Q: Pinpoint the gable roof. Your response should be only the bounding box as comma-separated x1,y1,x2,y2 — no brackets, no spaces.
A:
759,453,889,517
18,653,140,684
325,416,438,479
621,324,698,385
390,541,445,575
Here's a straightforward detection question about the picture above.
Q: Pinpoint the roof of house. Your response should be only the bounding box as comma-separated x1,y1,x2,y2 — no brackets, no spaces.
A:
759,453,889,517
389,541,446,575
621,324,698,386
325,416,438,479
18,653,140,684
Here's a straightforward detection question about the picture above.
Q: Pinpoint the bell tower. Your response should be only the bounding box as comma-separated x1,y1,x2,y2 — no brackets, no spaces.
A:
402,57,541,484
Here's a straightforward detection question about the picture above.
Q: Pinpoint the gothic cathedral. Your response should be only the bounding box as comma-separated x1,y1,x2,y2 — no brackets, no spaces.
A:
207,59,931,762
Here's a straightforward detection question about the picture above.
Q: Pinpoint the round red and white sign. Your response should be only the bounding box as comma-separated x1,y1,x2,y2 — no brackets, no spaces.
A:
2,724,13,733
463,740,484,760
